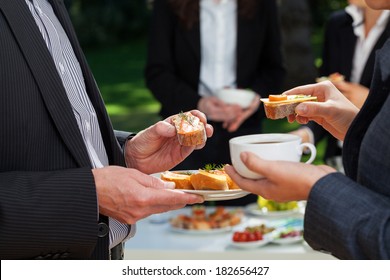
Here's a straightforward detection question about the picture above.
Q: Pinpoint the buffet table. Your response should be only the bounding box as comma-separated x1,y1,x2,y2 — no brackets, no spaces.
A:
124,206,336,260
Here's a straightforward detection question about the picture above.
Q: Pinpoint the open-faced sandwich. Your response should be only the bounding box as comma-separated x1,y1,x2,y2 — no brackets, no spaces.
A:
160,170,194,190
172,111,206,146
160,164,240,191
260,94,317,120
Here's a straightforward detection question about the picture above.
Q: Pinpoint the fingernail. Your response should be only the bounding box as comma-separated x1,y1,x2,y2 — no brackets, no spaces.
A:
296,104,307,115
240,152,248,162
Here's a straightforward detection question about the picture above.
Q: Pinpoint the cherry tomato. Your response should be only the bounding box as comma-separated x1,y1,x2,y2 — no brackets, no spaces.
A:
254,231,263,241
247,233,257,242
233,232,241,242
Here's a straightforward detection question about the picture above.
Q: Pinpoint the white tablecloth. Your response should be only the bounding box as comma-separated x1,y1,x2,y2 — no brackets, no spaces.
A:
124,207,336,260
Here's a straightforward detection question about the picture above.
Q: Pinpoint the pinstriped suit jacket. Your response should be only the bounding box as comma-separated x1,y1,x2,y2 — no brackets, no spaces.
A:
304,39,390,259
0,0,127,259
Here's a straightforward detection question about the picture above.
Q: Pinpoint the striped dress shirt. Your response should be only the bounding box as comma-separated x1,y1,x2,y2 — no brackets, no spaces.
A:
25,0,134,249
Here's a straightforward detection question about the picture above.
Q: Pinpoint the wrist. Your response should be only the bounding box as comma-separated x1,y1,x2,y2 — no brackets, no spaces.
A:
124,133,137,168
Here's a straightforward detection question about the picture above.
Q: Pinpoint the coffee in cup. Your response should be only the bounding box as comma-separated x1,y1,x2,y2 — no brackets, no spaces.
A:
229,133,316,179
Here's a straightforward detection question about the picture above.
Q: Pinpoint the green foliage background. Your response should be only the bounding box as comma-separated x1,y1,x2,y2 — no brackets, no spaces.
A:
67,0,347,164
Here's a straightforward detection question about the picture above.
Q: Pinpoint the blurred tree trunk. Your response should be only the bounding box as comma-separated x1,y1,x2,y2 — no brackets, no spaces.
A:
278,0,317,90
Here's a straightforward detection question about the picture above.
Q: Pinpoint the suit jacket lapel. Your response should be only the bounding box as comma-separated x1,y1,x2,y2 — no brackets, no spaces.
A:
0,0,91,167
360,20,390,87
340,23,356,80
343,40,390,179
183,21,201,62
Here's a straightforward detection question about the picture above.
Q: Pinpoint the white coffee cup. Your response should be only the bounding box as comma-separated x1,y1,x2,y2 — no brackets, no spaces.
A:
229,133,316,179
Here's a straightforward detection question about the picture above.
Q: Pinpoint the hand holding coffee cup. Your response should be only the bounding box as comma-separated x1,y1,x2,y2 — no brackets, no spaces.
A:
229,134,316,179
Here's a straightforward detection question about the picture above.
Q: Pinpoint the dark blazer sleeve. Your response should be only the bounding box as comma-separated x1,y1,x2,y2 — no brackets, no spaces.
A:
237,0,285,96
306,11,355,146
304,41,390,259
145,0,201,118
0,169,99,259
304,173,390,259
319,10,355,79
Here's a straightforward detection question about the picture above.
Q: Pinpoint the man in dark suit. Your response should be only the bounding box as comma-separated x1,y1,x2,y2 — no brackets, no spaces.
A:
225,0,390,259
0,0,210,259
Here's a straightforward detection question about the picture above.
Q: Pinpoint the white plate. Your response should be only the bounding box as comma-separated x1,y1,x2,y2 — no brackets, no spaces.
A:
245,202,305,217
179,189,249,201
272,235,303,245
170,226,234,235
152,170,250,201
230,232,275,249
272,227,304,245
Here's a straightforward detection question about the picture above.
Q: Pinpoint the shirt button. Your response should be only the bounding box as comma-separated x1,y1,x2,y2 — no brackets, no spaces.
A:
97,222,109,237
85,121,91,132
59,62,65,74
35,5,43,15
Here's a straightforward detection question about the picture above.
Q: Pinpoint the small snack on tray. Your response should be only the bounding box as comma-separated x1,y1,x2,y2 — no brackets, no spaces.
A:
160,164,240,191
316,72,345,83
260,94,317,120
170,206,242,230
160,171,194,190
190,170,229,191
190,164,240,191
172,112,207,146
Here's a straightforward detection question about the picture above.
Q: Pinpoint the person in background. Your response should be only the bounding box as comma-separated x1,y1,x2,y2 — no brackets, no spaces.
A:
225,0,390,259
145,0,285,205
0,0,211,260
291,0,390,172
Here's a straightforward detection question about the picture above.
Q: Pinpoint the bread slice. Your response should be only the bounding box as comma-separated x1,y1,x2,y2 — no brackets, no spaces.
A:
260,95,317,120
190,170,229,191
172,112,206,146
161,171,194,190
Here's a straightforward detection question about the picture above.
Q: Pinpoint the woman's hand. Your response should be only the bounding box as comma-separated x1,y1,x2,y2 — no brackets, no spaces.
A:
285,81,359,141
224,152,336,202
333,81,369,109
223,94,260,132
124,110,213,174
197,96,242,123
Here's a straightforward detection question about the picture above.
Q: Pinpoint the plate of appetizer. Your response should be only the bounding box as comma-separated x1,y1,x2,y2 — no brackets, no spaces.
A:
230,223,277,249
245,197,305,218
169,206,243,234
153,164,250,201
271,227,304,245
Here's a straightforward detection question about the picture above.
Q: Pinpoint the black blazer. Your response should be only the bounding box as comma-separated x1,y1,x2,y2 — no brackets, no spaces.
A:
304,39,390,259
0,0,127,259
145,0,286,122
307,10,390,161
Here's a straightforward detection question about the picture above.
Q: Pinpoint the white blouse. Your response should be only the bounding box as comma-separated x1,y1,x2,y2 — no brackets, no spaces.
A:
198,0,237,96
346,5,390,83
